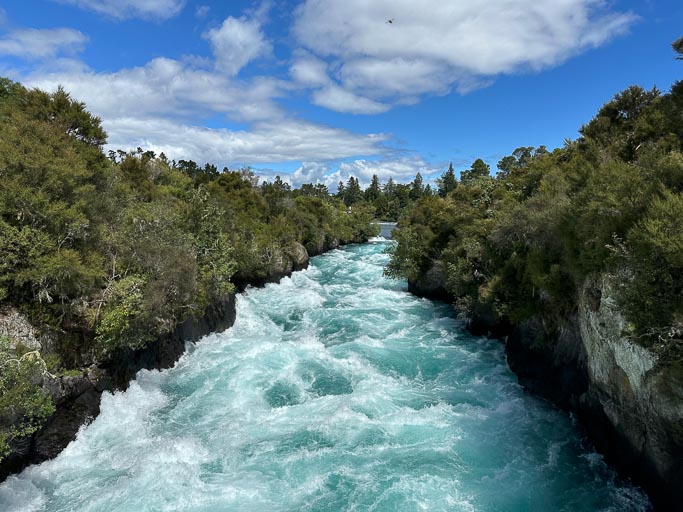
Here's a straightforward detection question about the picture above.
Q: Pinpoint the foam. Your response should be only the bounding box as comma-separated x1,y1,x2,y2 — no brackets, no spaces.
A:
0,240,650,511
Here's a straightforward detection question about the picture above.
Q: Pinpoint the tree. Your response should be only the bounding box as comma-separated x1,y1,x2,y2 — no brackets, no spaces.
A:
410,172,424,200
496,147,537,179
239,166,260,188
461,159,490,185
336,180,345,197
344,176,362,206
580,86,661,162
365,174,382,202
298,183,329,198
437,163,457,197
272,175,291,193
26,86,107,148
383,177,396,197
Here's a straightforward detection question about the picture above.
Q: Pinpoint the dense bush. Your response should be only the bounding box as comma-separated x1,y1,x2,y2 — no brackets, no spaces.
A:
388,81,683,350
0,337,55,460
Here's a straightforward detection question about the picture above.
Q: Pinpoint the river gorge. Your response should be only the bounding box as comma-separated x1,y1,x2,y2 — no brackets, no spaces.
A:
0,241,650,511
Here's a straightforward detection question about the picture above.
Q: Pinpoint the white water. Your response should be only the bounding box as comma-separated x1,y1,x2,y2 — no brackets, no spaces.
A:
0,242,650,511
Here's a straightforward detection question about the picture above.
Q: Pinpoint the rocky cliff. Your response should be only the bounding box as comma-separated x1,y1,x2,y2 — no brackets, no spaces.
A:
506,275,683,510
407,267,682,509
577,276,683,509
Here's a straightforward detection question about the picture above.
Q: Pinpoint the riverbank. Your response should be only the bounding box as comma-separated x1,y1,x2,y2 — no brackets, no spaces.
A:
0,238,353,482
0,240,648,511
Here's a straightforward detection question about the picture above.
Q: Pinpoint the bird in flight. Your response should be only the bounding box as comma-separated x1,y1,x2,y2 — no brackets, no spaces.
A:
386,18,395,24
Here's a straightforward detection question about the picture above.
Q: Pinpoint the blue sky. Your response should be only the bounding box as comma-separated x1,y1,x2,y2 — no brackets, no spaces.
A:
0,0,681,188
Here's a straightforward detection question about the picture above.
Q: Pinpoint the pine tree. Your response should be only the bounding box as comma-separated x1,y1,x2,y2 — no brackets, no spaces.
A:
437,163,457,197
410,172,424,200
365,174,382,202
344,176,362,206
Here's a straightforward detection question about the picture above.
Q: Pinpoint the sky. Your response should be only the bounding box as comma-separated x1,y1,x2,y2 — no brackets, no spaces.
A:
0,0,681,188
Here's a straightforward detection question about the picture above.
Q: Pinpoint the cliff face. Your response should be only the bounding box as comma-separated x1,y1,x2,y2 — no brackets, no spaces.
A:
0,242,311,481
406,267,682,509
506,275,683,510
577,276,683,509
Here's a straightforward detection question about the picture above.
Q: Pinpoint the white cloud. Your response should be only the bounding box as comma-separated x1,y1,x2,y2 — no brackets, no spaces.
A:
204,16,271,76
281,156,443,189
290,52,329,87
195,5,210,19
312,85,389,115
54,0,185,20
293,0,636,112
0,28,87,59
103,117,387,165
290,51,389,114
26,57,283,123
24,54,388,167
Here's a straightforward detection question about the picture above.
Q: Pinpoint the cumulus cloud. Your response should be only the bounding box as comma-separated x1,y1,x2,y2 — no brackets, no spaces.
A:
0,28,87,60
312,85,389,114
26,57,283,123
54,0,185,20
24,54,388,167
277,156,444,189
290,50,390,114
293,0,636,112
204,16,271,76
290,52,329,87
102,117,387,165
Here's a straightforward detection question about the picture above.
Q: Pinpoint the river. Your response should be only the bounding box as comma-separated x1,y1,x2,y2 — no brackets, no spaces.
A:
0,241,650,511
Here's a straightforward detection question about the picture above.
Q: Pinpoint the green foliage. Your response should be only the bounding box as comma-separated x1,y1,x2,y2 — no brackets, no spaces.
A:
437,163,458,197
95,276,154,352
580,86,662,162
0,337,55,462
620,191,683,343
389,80,683,349
460,159,490,185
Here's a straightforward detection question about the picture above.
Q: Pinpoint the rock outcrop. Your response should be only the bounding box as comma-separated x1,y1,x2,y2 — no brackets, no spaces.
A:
505,275,683,510
0,308,53,352
577,276,683,510
406,269,682,509
406,261,452,301
233,241,310,290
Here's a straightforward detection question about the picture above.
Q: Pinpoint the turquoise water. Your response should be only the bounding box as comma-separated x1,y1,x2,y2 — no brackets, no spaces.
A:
0,241,650,511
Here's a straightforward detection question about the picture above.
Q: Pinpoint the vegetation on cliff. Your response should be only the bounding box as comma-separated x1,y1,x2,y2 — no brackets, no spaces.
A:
0,78,378,460
387,46,683,358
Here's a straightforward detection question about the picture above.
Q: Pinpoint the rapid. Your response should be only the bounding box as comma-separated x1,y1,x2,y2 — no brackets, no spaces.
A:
0,240,650,511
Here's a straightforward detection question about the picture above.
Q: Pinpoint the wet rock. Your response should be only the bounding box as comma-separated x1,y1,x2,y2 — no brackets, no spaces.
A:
503,274,683,509
407,261,451,301
577,275,683,510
